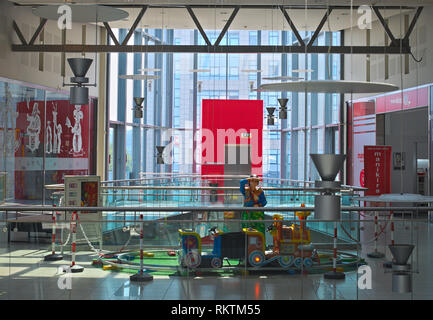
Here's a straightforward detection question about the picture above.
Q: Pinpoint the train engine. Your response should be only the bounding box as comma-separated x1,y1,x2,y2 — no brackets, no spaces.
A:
267,208,318,269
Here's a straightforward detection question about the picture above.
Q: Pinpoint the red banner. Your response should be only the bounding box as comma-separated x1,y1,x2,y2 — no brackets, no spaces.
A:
376,86,428,114
364,146,392,196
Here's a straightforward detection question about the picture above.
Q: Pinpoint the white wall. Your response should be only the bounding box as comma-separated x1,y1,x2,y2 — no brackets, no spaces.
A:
0,0,101,96
343,6,433,101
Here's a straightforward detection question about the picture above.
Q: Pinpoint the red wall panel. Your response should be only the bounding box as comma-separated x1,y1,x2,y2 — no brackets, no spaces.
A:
201,99,263,179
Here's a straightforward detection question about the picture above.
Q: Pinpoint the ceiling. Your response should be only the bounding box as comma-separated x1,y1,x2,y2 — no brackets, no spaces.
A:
9,0,433,6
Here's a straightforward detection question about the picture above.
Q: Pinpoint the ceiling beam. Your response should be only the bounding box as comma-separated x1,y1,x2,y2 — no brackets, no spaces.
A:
308,8,332,47
403,7,423,43
121,5,148,46
13,3,417,10
28,18,47,46
11,44,411,55
186,6,212,46
372,7,397,46
12,21,27,45
103,22,120,46
279,6,304,46
214,6,240,46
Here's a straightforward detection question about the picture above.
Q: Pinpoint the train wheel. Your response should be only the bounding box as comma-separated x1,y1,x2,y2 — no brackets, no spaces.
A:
294,257,303,269
303,257,313,269
249,251,265,267
211,257,222,269
185,251,201,269
279,256,294,269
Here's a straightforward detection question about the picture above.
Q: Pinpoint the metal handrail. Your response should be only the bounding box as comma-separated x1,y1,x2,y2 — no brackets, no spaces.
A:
0,218,422,224
0,205,430,212
100,174,364,190
45,184,365,192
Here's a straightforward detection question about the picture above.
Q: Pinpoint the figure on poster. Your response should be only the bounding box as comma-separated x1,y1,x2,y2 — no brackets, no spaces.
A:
52,107,58,153
1,86,20,154
56,121,62,154
26,103,41,152
46,120,52,154
25,89,32,112
52,104,63,154
66,105,83,154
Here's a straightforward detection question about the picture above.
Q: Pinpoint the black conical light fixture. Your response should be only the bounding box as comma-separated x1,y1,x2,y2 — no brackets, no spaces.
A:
278,98,288,119
266,107,276,125
66,58,93,105
133,97,144,118
156,146,165,164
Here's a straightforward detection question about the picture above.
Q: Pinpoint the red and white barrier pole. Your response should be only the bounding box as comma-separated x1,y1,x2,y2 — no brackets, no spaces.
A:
390,210,394,245
374,213,378,251
367,211,385,259
70,211,84,273
333,222,337,273
130,214,153,282
44,207,63,261
384,209,394,268
324,222,345,279
51,214,56,254
140,214,144,274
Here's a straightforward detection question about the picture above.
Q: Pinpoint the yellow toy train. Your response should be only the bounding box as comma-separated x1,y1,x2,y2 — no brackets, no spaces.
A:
178,205,318,270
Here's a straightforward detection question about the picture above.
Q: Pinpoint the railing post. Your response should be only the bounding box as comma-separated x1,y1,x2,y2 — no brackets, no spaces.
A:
69,211,84,273
324,221,345,280
130,213,153,282
44,206,63,261
367,211,385,259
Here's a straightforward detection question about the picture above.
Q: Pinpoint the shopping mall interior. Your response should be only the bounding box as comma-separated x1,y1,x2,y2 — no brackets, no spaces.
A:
1,0,433,303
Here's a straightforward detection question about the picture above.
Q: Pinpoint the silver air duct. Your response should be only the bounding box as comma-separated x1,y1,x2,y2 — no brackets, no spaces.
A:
277,98,288,119
311,154,346,221
389,244,414,293
67,58,93,105
266,107,276,125
133,97,145,118
156,146,165,164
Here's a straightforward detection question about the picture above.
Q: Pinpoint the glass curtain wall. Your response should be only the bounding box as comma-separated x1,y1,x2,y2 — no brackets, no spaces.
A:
107,28,341,183
0,77,95,204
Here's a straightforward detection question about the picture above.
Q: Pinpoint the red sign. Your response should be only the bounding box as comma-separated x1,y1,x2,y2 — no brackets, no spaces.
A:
353,101,375,118
376,87,428,114
364,146,392,196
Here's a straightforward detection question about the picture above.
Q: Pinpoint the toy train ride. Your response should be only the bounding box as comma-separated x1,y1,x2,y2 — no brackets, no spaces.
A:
178,208,319,270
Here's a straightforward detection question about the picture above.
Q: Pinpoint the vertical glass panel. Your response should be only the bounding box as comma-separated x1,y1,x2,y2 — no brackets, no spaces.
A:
125,50,134,124
0,81,45,204
125,126,133,179
285,131,291,180
108,126,114,180
109,30,119,121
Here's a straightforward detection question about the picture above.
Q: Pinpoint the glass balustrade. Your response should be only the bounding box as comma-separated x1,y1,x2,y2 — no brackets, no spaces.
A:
0,206,427,300
48,176,364,245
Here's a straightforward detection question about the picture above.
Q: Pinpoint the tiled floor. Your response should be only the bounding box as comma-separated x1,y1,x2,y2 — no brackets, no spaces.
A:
0,218,431,300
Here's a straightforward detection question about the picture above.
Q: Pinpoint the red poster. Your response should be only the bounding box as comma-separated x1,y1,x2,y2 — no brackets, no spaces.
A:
364,146,392,196
14,98,92,199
